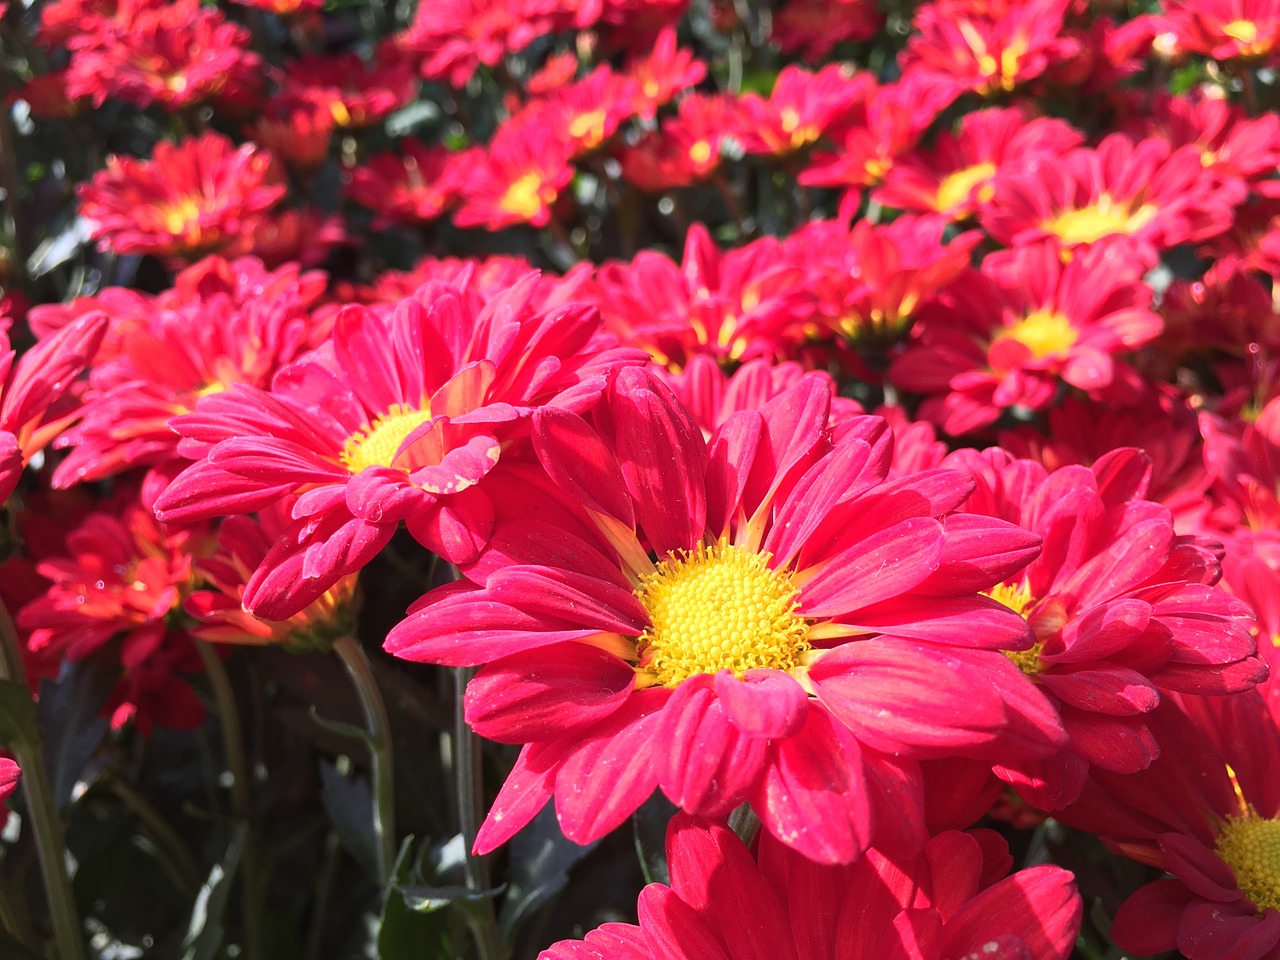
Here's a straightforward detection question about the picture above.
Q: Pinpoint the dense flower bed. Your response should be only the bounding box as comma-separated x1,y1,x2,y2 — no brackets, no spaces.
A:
2,0,1280,957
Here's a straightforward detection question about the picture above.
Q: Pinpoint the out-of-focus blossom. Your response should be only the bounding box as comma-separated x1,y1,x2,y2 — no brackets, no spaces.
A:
251,100,335,177
622,26,706,120
277,50,418,130
239,208,347,270
230,0,323,14
78,133,286,260
454,122,574,230
399,0,555,87
769,0,883,60
1161,0,1280,62
525,66,637,158
619,93,747,191
347,141,462,228
737,64,869,158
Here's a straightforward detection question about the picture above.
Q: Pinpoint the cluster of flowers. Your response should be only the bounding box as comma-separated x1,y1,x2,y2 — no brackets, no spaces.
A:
6,0,1280,954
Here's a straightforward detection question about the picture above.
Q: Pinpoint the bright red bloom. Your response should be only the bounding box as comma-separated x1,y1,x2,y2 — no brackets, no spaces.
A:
65,0,261,110
619,93,747,191
736,65,869,158
526,51,580,95
524,66,638,157
769,0,883,60
277,50,418,130
1138,92,1280,188
889,241,1163,435
17,490,212,735
251,99,335,176
387,369,1064,863
541,814,1081,960
1161,0,1280,62
399,0,555,87
51,257,329,487
1202,396,1280,534
238,208,347,270
78,133,286,260
876,107,1083,221
981,133,1246,259
230,0,322,13
589,224,812,369
346,141,461,228
453,121,574,229
16,70,88,121
154,273,645,619
38,0,117,48
1060,693,1280,958
0,314,107,504
622,27,706,121
944,447,1264,808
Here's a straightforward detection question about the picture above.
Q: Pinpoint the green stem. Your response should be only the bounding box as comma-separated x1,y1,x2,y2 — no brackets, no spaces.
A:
452,667,505,960
0,603,84,960
194,642,267,960
332,635,396,885
106,778,203,895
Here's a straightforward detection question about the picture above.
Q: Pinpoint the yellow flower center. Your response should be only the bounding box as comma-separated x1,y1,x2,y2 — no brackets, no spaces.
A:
1216,814,1280,912
936,162,997,213
689,140,713,165
568,109,607,148
635,539,810,687
340,404,432,474
1005,308,1079,360
1224,19,1259,45
1042,194,1158,245
162,198,203,238
500,172,548,220
986,580,1045,675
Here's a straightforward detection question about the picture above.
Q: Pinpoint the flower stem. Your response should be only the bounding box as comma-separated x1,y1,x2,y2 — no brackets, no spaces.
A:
0,602,84,960
194,641,267,960
332,634,396,885
452,666,505,960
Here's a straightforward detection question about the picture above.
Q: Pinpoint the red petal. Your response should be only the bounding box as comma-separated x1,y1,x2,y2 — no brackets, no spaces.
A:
715,669,809,739
475,742,560,855
942,865,1082,960
1109,879,1192,954
533,407,635,527
799,517,945,617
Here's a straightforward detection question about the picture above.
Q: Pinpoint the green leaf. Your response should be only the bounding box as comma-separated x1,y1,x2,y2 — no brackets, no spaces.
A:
308,705,377,746
38,659,113,811
319,761,379,880
396,884,501,914
499,803,597,940
180,823,247,960
376,839,455,960
0,679,39,750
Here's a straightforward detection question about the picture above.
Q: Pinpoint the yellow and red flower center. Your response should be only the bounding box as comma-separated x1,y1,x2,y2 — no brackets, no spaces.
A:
567,110,607,149
1215,814,1280,912
634,539,810,686
162,198,204,240
689,140,714,165
1223,19,1259,45
986,580,1045,675
778,108,820,150
977,38,1027,93
341,404,432,474
500,172,549,220
936,162,997,213
1042,194,1158,246
1006,308,1078,360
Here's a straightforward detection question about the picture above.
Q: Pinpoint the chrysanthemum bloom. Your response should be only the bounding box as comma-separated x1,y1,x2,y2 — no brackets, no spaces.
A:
541,814,1081,960
277,50,418,130
453,122,574,230
790,216,982,351
229,0,323,14
17,490,212,734
769,0,883,60
889,240,1163,435
78,133,286,260
736,65,869,158
526,51,580,95
589,224,812,369
344,253,580,312
154,272,646,619
0,314,107,504
346,141,461,228
943,446,1264,808
981,133,1246,260
1138,92,1280,189
17,70,88,121
238,208,347,271
186,502,358,648
0,758,18,813
621,27,706,121
619,93,748,192
252,100,335,177
64,0,261,111
1161,0,1280,62
387,369,1066,863
398,0,554,87
525,66,638,158
1200,197,1280,279
1219,531,1280,693
876,107,1083,221
37,0,117,48
1060,693,1280,958
51,257,329,487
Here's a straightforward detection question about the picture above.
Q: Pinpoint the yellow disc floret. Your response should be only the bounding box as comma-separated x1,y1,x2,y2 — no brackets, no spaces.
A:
986,580,1044,675
341,404,432,474
1042,195,1158,246
1005,308,1079,361
1215,814,1280,912
635,539,810,686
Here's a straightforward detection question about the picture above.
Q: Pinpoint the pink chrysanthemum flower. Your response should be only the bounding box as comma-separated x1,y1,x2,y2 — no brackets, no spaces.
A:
944,447,1264,808
889,241,1164,435
1161,0,1280,62
1,314,107,504
277,49,418,130
981,133,1246,259
619,94,748,191
51,256,329,487
387,369,1065,864
453,121,574,229
399,0,554,87
525,65,638,158
736,64,869,158
622,27,706,121
154,272,646,619
1138,92,1280,188
78,133,286,260
346,141,461,228
542,814,1081,960
769,0,883,60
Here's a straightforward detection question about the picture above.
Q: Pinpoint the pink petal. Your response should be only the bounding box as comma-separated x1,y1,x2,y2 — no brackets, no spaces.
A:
714,669,809,739
637,885,731,960
914,515,1041,596
406,485,495,564
537,923,652,960
799,517,945,617
1179,898,1280,960
704,410,763,538
475,741,561,855
942,865,1081,960
1039,667,1160,716
1109,879,1192,954
533,407,635,527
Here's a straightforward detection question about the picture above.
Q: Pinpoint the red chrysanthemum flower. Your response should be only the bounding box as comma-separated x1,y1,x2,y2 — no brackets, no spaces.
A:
386,369,1065,864
453,121,574,229
346,141,462,228
589,224,812,369
277,49,418,130
399,0,555,87
622,26,706,121
981,133,1246,259
876,107,1083,221
769,0,883,60
889,241,1164,435
229,0,323,16
944,446,1264,807
1161,0,1280,62
736,64,869,158
251,99,335,176
1138,92,1280,188
619,93,747,192
1,314,107,504
154,272,645,619
78,133,286,260
51,256,329,487
65,0,261,110
541,814,1081,960
17,489,213,735
238,208,347,270
526,51,580,95
1060,693,1280,959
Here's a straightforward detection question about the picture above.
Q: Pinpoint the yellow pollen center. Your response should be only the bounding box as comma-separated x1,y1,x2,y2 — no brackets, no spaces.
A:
500,172,549,220
1042,194,1158,245
1224,19,1259,44
1005,308,1079,360
340,404,432,474
635,539,810,687
163,198,203,238
986,581,1045,675
1216,815,1280,912
568,109,607,148
689,140,713,165
936,162,997,213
